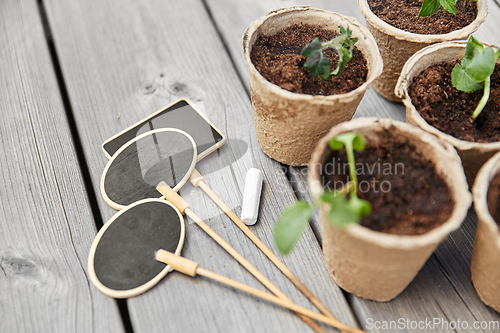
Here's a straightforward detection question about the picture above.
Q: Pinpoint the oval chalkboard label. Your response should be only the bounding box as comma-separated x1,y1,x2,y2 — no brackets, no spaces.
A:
101,128,197,210
88,199,185,298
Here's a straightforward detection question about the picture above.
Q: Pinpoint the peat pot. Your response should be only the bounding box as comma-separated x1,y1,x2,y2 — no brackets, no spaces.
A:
358,0,487,101
242,6,383,166
308,118,471,301
471,151,500,313
396,41,500,187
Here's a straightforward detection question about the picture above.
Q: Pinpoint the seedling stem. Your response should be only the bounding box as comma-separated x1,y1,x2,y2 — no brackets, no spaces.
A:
471,76,490,122
273,133,371,255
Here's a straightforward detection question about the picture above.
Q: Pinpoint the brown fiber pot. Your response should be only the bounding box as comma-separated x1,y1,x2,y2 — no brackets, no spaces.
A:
358,0,487,102
308,118,471,301
471,151,500,313
242,6,383,166
396,41,500,188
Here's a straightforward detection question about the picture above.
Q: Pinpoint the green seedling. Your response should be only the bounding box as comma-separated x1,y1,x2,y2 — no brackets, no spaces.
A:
419,0,458,17
419,0,478,17
301,26,358,80
451,35,500,123
273,133,372,255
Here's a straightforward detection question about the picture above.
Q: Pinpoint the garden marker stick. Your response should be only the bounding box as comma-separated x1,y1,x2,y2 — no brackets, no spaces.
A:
188,170,345,328
156,182,326,333
156,250,366,333
101,128,327,331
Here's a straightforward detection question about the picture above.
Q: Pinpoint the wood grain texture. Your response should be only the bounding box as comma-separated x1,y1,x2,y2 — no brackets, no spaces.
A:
43,0,359,331
0,0,124,332
203,0,500,331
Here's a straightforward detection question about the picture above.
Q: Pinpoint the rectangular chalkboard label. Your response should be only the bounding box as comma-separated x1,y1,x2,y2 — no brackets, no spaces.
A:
102,99,225,160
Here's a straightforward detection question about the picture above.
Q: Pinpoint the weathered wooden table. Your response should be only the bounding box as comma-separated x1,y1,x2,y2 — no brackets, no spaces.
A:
2,0,500,332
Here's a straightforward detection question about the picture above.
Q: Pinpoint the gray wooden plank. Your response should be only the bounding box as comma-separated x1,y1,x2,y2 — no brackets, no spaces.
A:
204,0,500,331
43,0,359,331
0,1,124,332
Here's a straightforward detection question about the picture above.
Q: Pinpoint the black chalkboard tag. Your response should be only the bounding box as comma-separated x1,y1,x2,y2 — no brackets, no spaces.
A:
102,99,225,161
101,128,197,210
88,199,185,298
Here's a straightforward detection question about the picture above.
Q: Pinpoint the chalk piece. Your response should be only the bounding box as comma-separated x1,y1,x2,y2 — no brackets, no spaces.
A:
241,168,264,226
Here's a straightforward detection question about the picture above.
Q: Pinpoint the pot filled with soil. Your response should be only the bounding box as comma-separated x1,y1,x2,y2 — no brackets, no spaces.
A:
305,118,471,301
358,0,487,101
242,6,383,166
471,151,500,313
396,39,500,186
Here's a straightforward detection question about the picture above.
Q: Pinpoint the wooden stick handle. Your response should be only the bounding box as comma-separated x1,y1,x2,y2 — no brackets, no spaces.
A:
189,168,205,187
156,251,364,333
183,208,282,296
156,249,198,277
157,181,324,332
194,178,340,323
196,268,364,332
183,208,325,333
157,181,190,214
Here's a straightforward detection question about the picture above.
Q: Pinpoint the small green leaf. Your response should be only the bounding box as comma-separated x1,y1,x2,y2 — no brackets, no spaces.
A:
320,192,371,228
301,37,322,58
351,134,366,152
304,51,320,68
338,25,347,36
302,37,331,79
329,132,365,152
273,201,312,255
320,192,356,227
495,49,500,61
302,26,358,79
464,36,483,55
329,137,345,150
451,63,483,93
332,47,353,76
439,0,457,15
320,59,332,80
349,196,372,217
419,0,441,17
464,47,496,82
304,53,331,79
462,36,485,69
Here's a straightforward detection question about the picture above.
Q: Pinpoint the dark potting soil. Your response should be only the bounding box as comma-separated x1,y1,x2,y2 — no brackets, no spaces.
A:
367,0,477,35
409,62,500,143
250,24,368,96
322,130,454,235
487,172,500,227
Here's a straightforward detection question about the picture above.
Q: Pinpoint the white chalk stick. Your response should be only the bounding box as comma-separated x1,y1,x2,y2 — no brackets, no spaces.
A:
241,168,264,226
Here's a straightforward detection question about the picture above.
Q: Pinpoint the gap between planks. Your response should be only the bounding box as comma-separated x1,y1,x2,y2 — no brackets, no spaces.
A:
37,1,134,332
